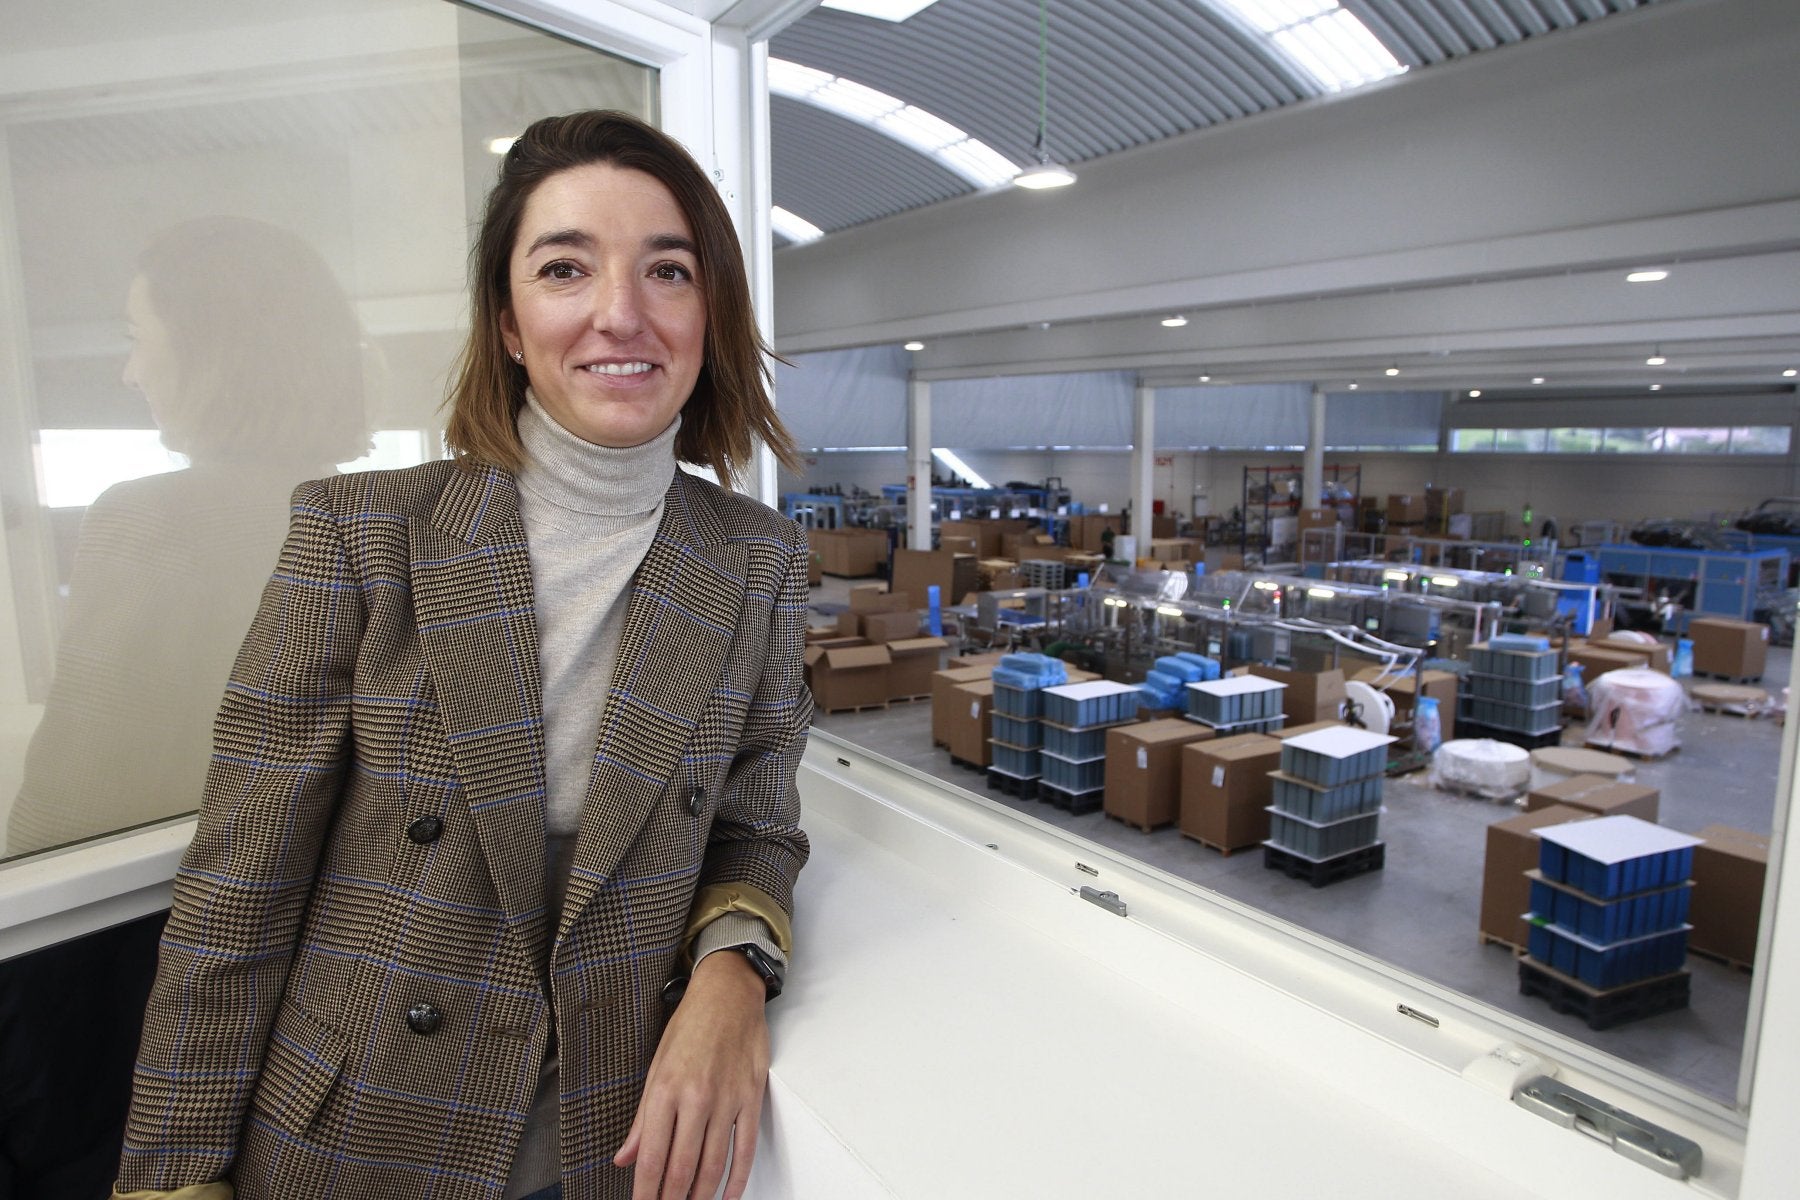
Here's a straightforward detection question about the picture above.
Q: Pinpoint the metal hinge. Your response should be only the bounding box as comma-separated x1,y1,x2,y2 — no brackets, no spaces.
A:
1514,1076,1701,1180
1079,886,1127,917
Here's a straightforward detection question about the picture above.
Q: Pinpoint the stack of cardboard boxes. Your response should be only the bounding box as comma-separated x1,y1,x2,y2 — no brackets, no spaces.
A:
805,584,947,713
1687,617,1770,682
807,527,889,578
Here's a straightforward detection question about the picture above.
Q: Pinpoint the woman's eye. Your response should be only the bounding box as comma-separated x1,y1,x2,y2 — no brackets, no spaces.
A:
652,261,693,282
541,260,583,281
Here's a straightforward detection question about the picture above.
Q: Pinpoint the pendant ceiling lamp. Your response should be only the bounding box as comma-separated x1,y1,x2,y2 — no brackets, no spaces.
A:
1013,0,1076,189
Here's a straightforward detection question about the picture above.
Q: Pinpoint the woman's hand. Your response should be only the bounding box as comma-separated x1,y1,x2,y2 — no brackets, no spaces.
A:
614,950,771,1200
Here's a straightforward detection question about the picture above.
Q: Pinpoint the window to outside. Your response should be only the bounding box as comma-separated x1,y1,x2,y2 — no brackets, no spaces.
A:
1493,427,1546,453
0,0,655,862
1449,428,1496,451
1450,425,1790,455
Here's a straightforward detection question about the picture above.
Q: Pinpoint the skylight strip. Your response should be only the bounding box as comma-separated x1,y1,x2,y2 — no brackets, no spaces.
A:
771,205,825,244
1209,1,1403,93
932,448,992,489
769,57,1020,190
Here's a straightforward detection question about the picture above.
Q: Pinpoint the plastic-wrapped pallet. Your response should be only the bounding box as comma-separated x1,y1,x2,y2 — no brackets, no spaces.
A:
1173,652,1222,682
1430,738,1531,800
1585,667,1683,758
1138,670,1186,713
991,653,1069,718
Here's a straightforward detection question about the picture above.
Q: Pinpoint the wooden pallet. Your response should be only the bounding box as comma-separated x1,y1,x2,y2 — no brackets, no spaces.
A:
1688,945,1754,974
820,701,890,715
1693,670,1764,685
1479,931,1527,956
1177,831,1251,857
1583,740,1678,761
890,693,931,704
1105,811,1173,835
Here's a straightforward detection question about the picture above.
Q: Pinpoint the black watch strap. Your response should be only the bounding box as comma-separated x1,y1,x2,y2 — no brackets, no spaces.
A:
661,943,785,1006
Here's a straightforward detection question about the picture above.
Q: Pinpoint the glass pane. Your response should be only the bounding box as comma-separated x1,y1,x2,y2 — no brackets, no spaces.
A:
1665,427,1731,454
1492,428,1546,453
1546,427,1602,453
1601,427,1659,453
1449,428,1495,452
0,0,655,861
1733,426,1793,454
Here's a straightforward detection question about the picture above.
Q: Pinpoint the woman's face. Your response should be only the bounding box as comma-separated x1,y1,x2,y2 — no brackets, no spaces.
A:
500,162,707,450
122,274,179,427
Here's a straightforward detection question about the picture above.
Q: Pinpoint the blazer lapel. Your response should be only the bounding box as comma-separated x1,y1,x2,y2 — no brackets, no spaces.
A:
412,464,550,965
558,473,747,942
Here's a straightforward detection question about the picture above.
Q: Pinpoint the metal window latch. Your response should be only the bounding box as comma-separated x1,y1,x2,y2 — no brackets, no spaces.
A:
1514,1076,1701,1180
1079,886,1127,917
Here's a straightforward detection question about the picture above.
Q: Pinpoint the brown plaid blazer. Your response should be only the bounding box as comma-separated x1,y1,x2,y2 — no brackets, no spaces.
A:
117,461,812,1199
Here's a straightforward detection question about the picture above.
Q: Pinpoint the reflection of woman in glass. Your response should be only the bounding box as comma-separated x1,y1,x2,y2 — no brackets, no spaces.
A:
6,217,369,856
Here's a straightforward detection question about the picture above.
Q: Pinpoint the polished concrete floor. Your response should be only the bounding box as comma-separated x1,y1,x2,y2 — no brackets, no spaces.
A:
806,575,1785,1108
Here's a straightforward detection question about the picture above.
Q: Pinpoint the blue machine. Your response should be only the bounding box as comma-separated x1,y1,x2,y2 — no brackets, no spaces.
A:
1593,543,1788,630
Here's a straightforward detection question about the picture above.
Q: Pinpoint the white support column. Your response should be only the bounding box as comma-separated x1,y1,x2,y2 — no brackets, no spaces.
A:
1132,382,1155,556
907,377,932,550
1303,385,1326,508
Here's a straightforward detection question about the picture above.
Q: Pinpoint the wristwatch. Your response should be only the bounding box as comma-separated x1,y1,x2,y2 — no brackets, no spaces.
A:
661,943,785,1005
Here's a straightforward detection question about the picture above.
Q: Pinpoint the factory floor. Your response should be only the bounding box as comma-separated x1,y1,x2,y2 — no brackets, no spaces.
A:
805,574,1784,1109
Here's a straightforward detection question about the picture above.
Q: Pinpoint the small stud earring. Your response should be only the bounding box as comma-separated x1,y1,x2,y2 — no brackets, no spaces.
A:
512,350,524,364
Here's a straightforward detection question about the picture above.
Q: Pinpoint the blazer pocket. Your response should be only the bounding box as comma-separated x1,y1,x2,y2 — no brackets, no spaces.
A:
249,999,351,1137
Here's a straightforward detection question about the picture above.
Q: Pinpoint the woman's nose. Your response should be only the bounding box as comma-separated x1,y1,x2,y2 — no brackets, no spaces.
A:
591,271,645,338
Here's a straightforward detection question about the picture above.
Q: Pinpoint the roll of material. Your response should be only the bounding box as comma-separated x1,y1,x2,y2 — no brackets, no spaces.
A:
1585,667,1685,758
1430,738,1532,800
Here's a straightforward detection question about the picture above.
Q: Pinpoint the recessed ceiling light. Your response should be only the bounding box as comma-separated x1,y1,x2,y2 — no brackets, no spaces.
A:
1384,364,1400,377
1626,269,1670,283
1197,373,1211,383
1785,369,1797,378
1650,384,1662,391
1161,315,1188,328
1348,382,1359,390
904,341,925,351
1646,345,1666,366
1531,377,1546,385
1467,389,1482,398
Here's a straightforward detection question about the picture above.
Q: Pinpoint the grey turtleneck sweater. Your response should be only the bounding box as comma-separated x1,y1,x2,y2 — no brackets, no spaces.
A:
503,395,779,1197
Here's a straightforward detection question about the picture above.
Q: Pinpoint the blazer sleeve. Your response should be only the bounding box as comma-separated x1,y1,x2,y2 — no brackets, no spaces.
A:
685,536,813,956
117,480,363,1192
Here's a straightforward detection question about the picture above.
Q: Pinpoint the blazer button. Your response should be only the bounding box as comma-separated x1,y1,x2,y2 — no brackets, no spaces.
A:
407,1002,443,1036
407,815,444,844
687,787,705,817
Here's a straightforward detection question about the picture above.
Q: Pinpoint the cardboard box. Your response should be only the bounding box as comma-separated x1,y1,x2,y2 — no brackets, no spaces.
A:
944,680,994,766
1146,537,1203,564
1569,644,1643,684
808,644,891,712
1245,664,1348,725
1690,824,1770,965
938,518,1033,559
1104,719,1216,830
1688,617,1770,679
1425,485,1464,518
1525,773,1660,823
849,584,913,613
1180,733,1283,852
859,609,923,643
892,549,980,610
887,637,948,700
810,528,889,578
1298,507,1340,532
1387,493,1428,523
1594,635,1670,673
1480,805,1596,949
807,552,822,585
1271,720,1348,740
932,665,995,745
939,535,979,555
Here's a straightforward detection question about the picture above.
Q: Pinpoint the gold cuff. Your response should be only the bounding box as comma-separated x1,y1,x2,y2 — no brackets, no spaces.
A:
115,1185,235,1200
682,882,792,959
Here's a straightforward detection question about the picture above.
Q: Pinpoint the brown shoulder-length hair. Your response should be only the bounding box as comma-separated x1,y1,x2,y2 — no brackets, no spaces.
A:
443,109,798,484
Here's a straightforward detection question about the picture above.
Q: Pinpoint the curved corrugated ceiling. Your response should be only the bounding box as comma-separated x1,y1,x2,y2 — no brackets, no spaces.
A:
770,0,1673,241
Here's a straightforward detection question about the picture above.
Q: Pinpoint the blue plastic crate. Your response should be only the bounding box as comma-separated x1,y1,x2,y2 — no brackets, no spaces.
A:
1174,652,1222,682
1528,873,1694,943
1470,643,1560,681
1466,672,1563,707
1041,722,1111,760
1266,808,1382,859
991,683,1044,719
1154,655,1205,683
1271,774,1383,823
1186,676,1286,725
990,712,1041,748
1277,727,1396,786
987,741,1040,780
1040,750,1106,794
1526,919,1690,990
1536,817,1701,900
1042,681,1140,728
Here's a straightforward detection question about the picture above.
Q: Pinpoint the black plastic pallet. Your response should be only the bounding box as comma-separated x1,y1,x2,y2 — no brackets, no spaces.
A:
986,769,1039,800
1038,782,1103,814
1262,841,1385,888
1455,718,1565,750
1518,957,1690,1031
948,755,986,774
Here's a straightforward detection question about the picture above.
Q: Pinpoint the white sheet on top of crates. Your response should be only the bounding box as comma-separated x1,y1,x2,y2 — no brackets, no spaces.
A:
1281,726,1397,757
1188,676,1286,697
1520,915,1693,953
1535,814,1703,863
1042,680,1140,699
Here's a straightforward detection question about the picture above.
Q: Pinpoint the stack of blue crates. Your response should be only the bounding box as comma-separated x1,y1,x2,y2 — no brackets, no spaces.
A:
1038,681,1142,801
1138,653,1221,712
1525,816,1701,993
1464,637,1563,738
988,654,1068,783
1264,727,1396,866
1185,675,1287,734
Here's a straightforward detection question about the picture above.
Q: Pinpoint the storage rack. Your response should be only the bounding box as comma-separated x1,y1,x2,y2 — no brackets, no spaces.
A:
1263,726,1395,886
1520,817,1701,1029
1459,638,1564,749
1241,464,1359,562
1037,681,1141,813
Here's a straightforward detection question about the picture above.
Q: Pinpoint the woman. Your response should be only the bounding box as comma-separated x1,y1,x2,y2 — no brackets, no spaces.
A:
114,111,812,1200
